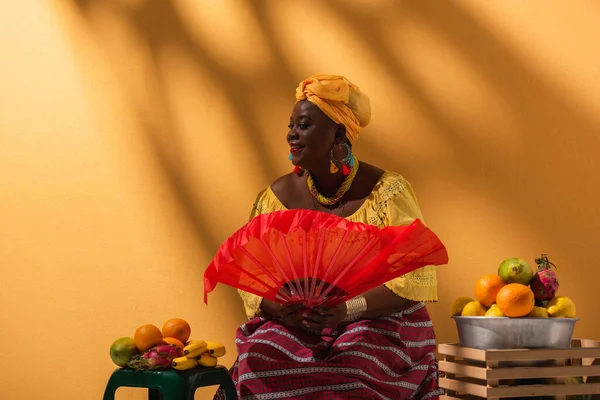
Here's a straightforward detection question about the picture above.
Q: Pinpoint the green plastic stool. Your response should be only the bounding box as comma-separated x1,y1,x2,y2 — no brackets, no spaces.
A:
102,366,237,400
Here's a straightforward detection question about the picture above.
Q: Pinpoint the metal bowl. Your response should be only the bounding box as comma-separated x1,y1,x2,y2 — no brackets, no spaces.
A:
452,316,578,350
452,316,579,367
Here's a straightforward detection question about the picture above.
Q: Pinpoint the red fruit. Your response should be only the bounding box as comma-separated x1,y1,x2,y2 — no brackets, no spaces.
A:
128,344,182,371
530,254,559,301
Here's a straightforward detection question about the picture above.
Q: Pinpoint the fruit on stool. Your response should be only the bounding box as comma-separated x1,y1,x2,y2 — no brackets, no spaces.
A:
183,340,208,358
109,337,139,367
134,324,164,352
496,283,535,317
162,318,192,344
498,257,534,285
162,337,185,352
198,353,218,367
474,274,507,307
205,341,226,358
129,344,182,371
172,356,199,370
530,254,560,301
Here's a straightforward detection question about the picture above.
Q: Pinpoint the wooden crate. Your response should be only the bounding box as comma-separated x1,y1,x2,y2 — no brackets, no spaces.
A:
438,338,600,400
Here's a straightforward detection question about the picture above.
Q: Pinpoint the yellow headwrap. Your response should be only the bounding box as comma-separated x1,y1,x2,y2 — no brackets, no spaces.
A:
295,74,371,142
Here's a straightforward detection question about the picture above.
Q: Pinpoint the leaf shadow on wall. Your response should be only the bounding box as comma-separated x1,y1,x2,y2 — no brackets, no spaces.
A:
64,0,600,316
67,0,303,256
324,0,600,257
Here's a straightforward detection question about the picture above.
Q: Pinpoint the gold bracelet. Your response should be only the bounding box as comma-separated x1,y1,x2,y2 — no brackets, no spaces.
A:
343,295,367,322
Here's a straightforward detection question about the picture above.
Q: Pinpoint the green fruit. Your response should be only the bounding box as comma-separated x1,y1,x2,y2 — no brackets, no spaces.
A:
565,376,591,399
110,337,139,367
498,258,534,285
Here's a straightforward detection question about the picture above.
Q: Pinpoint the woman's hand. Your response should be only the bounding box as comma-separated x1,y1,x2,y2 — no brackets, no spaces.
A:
279,303,306,329
301,303,347,332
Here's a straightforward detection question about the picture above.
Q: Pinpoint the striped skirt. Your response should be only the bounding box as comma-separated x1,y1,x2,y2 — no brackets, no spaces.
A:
217,301,444,400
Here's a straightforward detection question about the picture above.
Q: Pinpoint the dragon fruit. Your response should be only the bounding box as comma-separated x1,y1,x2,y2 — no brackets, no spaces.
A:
530,254,559,302
128,344,183,370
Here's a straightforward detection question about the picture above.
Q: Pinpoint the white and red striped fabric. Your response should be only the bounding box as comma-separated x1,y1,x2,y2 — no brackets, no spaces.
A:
214,301,444,400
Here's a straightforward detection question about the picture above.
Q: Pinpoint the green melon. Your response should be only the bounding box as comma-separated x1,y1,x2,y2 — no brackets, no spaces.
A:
498,257,534,285
109,337,139,368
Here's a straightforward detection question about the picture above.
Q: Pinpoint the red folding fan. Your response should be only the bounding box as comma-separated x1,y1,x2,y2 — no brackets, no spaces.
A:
204,209,448,308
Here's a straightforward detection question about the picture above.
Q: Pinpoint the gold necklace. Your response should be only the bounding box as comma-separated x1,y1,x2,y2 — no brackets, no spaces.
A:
306,158,359,206
311,196,347,217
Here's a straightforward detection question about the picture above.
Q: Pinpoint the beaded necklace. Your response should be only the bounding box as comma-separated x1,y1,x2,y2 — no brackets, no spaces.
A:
306,158,360,206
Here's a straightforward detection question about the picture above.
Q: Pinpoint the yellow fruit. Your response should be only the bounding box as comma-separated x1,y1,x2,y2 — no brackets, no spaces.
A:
528,306,549,318
495,283,535,317
184,340,207,358
546,296,576,318
198,353,218,367
451,297,474,316
172,356,199,371
205,341,226,358
485,304,506,317
461,300,487,316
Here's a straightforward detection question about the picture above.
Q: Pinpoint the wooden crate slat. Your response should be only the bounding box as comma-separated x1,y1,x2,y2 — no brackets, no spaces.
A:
486,364,600,379
438,343,487,361
487,382,600,397
438,340,600,362
579,338,600,348
438,360,487,380
485,346,600,362
439,377,488,397
437,338,600,399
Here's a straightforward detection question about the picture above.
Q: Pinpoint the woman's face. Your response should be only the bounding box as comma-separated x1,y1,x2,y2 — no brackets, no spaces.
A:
287,100,340,171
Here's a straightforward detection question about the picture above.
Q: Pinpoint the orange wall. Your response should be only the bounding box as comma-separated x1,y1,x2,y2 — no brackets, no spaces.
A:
1,1,599,399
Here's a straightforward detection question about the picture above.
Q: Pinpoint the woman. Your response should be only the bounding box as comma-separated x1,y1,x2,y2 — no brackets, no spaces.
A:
218,74,443,400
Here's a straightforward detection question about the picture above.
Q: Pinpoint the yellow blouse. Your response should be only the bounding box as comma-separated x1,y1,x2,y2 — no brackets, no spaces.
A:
239,171,439,320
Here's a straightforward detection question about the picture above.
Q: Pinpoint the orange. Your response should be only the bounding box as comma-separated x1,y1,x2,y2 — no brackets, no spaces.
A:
163,337,185,351
162,318,191,343
496,283,535,317
474,274,507,307
134,324,163,352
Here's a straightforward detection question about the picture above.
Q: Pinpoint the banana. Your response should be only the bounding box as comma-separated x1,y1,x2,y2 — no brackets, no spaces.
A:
198,353,218,367
183,340,207,358
172,356,199,371
185,339,205,347
205,341,226,358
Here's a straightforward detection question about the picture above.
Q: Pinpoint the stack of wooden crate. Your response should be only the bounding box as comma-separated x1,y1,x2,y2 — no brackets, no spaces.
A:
438,338,600,399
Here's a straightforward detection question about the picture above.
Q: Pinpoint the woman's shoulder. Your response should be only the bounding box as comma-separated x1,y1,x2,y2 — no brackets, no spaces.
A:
358,163,411,197
269,172,305,205
250,175,293,215
251,172,302,214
